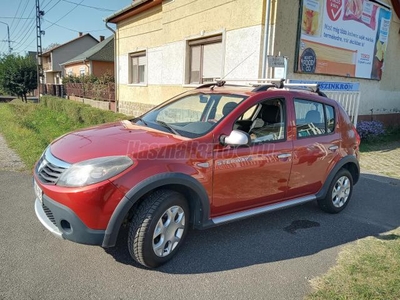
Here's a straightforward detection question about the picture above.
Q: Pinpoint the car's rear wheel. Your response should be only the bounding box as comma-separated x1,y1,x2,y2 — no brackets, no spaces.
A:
128,189,189,268
318,168,353,213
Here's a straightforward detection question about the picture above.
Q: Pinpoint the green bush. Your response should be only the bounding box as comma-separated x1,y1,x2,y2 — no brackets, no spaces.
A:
40,95,127,125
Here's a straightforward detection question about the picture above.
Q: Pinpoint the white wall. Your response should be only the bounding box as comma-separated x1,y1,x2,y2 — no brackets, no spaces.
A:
117,25,263,87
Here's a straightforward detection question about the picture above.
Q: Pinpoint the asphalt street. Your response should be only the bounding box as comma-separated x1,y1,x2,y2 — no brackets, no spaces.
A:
0,170,399,300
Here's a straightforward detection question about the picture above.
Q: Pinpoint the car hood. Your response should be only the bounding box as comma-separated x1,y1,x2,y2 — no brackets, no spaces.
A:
50,120,189,164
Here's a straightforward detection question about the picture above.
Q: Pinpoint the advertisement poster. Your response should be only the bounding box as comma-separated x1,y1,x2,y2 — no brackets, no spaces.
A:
297,0,392,80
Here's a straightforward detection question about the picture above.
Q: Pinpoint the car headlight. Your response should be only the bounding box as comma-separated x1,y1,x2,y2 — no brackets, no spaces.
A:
57,156,133,187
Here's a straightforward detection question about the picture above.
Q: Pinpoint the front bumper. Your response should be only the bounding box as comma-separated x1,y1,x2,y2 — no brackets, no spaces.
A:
34,194,105,245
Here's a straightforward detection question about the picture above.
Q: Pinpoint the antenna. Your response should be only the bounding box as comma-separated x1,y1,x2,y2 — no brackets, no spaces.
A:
220,50,256,80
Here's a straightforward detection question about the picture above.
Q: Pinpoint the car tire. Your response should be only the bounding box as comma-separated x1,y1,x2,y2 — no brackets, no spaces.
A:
318,168,353,214
128,189,189,268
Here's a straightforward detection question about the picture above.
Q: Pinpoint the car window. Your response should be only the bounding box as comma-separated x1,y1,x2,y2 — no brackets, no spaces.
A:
142,93,247,138
294,99,334,137
325,104,335,133
235,99,286,143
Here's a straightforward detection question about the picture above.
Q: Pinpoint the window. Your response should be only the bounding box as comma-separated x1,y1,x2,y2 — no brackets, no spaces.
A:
188,35,222,84
129,51,146,84
294,99,335,137
141,93,247,138
79,67,85,76
234,99,286,143
325,104,335,133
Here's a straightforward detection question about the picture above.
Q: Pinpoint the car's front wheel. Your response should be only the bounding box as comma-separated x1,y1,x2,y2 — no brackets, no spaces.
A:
318,168,353,213
128,189,189,268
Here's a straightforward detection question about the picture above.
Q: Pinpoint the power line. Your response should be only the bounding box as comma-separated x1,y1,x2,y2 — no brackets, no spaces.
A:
9,0,23,31
12,4,35,42
61,0,116,12
0,17,34,19
43,18,106,33
44,0,84,30
10,0,30,36
44,0,62,14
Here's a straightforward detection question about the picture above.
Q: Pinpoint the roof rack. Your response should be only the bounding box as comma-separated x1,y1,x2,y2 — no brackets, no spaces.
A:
196,78,327,97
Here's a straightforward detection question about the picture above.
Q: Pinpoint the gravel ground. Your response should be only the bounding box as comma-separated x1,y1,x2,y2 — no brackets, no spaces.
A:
0,134,26,171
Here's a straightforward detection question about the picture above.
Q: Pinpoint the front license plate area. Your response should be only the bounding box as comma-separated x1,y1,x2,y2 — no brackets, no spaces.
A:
34,180,43,203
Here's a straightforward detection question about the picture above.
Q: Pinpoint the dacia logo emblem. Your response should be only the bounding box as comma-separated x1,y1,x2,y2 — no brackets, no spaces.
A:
38,159,47,173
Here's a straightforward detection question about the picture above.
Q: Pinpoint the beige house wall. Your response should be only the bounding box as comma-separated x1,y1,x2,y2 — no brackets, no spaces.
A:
114,0,400,119
115,0,266,115
64,62,90,77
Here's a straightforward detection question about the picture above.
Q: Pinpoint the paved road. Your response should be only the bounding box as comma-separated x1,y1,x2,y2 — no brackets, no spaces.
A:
0,170,399,300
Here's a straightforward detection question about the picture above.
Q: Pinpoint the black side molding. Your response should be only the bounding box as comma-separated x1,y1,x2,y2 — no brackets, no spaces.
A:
102,172,210,248
316,155,360,200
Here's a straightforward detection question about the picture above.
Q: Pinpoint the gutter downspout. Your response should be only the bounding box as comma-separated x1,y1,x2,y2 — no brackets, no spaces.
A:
105,22,118,113
261,0,271,79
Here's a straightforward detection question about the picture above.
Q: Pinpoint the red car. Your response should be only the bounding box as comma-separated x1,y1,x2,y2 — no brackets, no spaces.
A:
33,81,360,268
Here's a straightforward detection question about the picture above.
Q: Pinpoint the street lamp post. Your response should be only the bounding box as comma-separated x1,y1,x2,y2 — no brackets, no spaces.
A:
0,21,12,54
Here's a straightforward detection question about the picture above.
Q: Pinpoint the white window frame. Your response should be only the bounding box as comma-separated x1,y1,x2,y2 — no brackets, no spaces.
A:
184,33,224,86
79,67,85,77
128,50,147,86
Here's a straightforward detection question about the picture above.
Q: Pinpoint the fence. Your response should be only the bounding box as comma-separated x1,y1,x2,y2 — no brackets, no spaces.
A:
324,91,360,126
64,83,115,102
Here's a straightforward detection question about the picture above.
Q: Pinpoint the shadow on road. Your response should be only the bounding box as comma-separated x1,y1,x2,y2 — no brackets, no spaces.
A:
105,173,400,274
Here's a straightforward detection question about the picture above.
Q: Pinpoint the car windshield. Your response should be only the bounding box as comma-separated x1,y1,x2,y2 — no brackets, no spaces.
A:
138,92,248,138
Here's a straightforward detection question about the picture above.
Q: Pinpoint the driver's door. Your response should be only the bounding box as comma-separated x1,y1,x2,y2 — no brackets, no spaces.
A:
211,98,293,217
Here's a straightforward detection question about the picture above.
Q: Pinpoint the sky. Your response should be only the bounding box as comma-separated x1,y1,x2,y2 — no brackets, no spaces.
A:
0,0,132,55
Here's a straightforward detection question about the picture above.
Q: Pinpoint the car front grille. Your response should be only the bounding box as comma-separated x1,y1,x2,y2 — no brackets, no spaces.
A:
42,203,57,226
35,148,70,185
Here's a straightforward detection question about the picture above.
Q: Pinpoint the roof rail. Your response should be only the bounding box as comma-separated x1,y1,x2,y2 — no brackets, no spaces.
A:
196,78,327,97
283,83,327,97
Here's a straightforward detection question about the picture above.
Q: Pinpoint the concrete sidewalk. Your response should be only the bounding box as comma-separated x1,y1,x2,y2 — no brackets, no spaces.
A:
360,141,400,179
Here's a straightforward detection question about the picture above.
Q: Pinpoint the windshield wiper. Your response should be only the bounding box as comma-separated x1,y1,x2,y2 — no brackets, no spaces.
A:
156,120,181,136
132,117,148,126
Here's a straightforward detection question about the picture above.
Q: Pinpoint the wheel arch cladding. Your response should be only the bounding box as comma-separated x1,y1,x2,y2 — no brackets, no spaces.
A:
101,172,210,248
316,155,360,200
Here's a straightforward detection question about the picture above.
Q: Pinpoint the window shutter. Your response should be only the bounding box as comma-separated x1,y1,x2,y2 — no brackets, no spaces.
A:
202,42,222,81
131,56,138,83
190,45,201,83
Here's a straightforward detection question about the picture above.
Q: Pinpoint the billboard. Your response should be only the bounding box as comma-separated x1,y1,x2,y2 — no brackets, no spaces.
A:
296,0,392,80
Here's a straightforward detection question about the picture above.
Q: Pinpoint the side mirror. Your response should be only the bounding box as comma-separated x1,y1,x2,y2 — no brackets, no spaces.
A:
220,130,250,146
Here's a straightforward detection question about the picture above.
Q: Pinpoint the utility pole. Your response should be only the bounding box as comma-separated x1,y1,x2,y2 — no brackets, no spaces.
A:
36,0,45,102
0,21,12,54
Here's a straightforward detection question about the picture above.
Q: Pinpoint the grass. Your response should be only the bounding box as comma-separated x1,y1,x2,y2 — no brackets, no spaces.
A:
0,96,128,170
306,228,400,300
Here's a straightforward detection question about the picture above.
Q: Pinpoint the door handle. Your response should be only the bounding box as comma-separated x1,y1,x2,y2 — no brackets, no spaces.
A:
328,145,339,151
277,153,292,159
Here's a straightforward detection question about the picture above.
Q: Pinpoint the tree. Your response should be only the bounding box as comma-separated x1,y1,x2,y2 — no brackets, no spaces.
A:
43,43,60,52
0,54,37,102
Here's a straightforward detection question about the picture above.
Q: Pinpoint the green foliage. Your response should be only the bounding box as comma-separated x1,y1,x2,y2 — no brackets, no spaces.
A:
0,54,37,101
40,95,125,124
0,97,127,169
62,72,114,84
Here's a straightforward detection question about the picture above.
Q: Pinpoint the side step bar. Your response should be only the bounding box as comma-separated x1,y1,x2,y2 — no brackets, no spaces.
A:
211,195,316,225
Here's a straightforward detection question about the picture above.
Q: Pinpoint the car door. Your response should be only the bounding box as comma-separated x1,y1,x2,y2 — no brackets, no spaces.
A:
287,97,341,198
212,97,293,217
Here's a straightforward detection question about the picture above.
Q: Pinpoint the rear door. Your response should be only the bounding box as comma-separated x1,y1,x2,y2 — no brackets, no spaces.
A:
287,97,340,198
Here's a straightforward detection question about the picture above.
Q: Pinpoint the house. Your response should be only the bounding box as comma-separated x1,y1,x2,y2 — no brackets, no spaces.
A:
61,36,114,78
42,33,99,84
105,0,400,125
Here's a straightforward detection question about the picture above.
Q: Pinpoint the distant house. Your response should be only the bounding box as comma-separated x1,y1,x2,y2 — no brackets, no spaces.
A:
42,33,99,84
61,36,114,78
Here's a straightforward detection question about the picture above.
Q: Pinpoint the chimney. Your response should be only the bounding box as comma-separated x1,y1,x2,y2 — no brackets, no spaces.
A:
99,35,105,42
79,32,83,37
